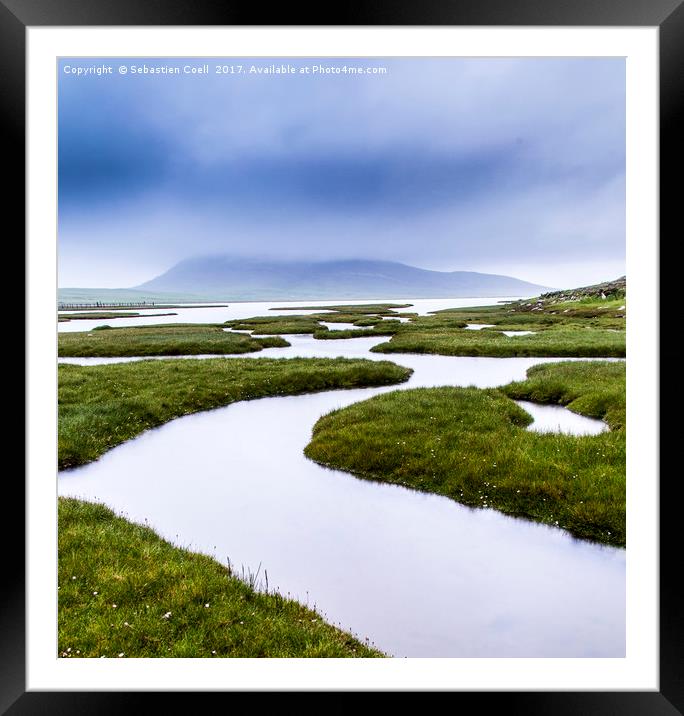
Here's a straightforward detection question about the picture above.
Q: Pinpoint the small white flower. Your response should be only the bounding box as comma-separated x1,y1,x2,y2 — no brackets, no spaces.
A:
162,611,172,619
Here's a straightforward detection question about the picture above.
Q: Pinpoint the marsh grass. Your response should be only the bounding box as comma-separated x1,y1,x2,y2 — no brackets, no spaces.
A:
58,324,288,357
305,361,625,545
371,326,625,357
58,498,383,658
58,312,178,322
312,325,401,340
226,316,326,335
58,357,412,469
501,360,626,430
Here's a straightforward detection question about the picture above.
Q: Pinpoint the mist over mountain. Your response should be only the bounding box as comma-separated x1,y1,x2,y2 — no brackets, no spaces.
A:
133,257,550,300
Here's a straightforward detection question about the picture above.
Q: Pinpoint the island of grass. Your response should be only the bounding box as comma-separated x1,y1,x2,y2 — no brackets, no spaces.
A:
59,357,412,469
226,316,329,335
58,324,289,357
312,325,401,340
59,311,178,322
59,356,412,656
371,325,625,357
305,361,625,546
59,498,383,658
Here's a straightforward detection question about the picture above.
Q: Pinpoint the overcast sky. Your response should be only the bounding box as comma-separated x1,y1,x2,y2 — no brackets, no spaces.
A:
58,57,625,289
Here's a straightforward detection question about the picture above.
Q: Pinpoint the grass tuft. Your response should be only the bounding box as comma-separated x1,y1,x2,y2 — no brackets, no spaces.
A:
59,324,289,357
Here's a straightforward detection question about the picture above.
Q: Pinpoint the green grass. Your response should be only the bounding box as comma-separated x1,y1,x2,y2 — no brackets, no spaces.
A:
58,498,383,658
501,360,626,430
371,326,625,357
430,306,624,330
313,325,401,340
305,361,625,546
59,312,178,322
226,316,326,335
58,324,289,357
59,357,412,469
351,317,383,327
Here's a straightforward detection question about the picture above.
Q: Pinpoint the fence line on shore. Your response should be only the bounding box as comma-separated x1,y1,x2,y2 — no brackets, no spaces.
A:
58,302,158,310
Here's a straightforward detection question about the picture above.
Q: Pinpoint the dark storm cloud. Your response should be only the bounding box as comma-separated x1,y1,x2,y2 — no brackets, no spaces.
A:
58,113,172,206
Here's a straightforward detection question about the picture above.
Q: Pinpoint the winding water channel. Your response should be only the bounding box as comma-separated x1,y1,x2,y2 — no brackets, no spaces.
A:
58,300,624,658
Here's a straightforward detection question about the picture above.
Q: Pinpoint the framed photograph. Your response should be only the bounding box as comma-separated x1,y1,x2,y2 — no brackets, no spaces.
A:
8,0,677,710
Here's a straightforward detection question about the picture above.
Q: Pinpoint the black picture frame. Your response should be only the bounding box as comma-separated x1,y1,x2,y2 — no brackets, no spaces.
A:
6,0,678,712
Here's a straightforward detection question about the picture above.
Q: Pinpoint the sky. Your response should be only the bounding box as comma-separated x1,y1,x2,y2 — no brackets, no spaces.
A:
58,57,625,290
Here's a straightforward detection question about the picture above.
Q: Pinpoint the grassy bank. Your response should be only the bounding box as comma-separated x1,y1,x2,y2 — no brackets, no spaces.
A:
59,357,412,469
58,324,289,357
305,361,625,545
501,360,626,430
313,325,401,340
59,312,178,322
370,325,625,357
226,316,326,335
59,498,383,658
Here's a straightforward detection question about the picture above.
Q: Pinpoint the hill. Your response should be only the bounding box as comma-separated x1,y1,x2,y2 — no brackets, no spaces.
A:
133,257,549,300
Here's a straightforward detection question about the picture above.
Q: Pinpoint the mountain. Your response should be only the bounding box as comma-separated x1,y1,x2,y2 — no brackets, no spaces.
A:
133,257,550,300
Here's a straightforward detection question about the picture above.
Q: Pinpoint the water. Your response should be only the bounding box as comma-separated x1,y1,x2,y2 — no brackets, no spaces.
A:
57,297,521,333
318,322,366,331
58,309,624,657
517,400,607,436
